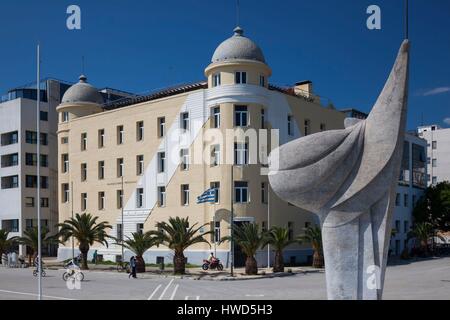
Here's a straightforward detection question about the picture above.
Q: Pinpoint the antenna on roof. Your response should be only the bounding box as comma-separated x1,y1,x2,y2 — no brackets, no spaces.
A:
82,56,85,75
236,0,240,27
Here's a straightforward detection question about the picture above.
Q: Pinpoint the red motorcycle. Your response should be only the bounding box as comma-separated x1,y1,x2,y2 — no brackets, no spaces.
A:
202,258,224,271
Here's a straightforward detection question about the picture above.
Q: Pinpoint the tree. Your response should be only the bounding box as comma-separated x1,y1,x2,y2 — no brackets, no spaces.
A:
413,182,450,232
222,223,265,275
262,226,296,273
57,213,112,270
150,217,212,275
17,226,59,264
407,222,445,256
0,229,18,264
297,225,324,268
116,232,157,273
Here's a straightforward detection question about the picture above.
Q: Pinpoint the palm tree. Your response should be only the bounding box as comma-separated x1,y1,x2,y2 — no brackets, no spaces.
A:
297,225,324,268
150,217,212,275
222,223,265,275
17,226,59,265
0,229,18,264
116,232,156,273
407,222,444,256
262,226,296,273
57,213,112,270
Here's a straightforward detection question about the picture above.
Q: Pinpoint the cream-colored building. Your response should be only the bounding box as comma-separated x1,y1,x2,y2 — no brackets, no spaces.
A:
56,27,345,266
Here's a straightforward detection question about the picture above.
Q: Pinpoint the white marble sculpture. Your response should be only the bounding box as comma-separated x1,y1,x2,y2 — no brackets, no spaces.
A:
268,40,410,300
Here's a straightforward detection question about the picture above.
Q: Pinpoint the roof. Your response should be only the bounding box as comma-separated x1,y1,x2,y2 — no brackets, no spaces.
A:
61,75,104,105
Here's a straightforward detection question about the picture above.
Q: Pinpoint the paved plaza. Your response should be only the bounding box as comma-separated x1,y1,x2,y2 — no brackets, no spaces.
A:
0,257,449,300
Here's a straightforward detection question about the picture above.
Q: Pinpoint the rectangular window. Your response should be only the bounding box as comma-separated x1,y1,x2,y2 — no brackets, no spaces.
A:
404,194,408,207
262,221,267,233
98,161,105,180
320,123,326,131
136,188,144,208
158,117,165,138
261,109,265,129
25,197,35,208
234,142,249,165
259,75,265,87
81,133,87,151
404,221,409,234
235,71,247,84
181,112,190,131
117,158,124,177
40,111,48,121
395,193,400,206
304,120,310,136
261,182,267,204
1,153,19,167
158,186,166,207
158,152,166,173
62,154,69,173
137,155,144,175
81,193,87,211
81,163,87,181
181,184,190,206
25,153,47,167
98,192,105,210
1,131,18,146
62,184,70,203
62,112,69,123
61,137,69,144
40,198,49,208
287,115,293,136
213,73,221,87
234,181,249,203
432,159,437,167
40,154,48,167
235,105,248,127
136,121,144,141
432,176,437,185
288,222,294,241
211,145,221,167
432,141,437,149
137,223,144,234
117,224,123,241
117,125,124,145
117,190,123,209
180,149,189,171
214,221,221,243
395,220,401,233
212,107,221,128
98,129,105,148
2,219,19,233
210,182,220,203
26,131,48,145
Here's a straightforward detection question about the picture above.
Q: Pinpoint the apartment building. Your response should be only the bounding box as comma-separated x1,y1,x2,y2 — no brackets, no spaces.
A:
417,125,450,185
0,79,70,255
56,27,346,266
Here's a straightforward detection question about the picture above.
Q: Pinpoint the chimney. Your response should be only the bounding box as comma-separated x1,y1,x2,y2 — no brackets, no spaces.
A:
294,80,313,98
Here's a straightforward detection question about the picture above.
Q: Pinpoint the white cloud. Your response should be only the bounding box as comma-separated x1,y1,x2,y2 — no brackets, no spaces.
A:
444,118,450,126
422,87,450,96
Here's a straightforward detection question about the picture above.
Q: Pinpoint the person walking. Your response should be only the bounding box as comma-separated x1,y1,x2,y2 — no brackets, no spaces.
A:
129,256,137,279
92,250,98,265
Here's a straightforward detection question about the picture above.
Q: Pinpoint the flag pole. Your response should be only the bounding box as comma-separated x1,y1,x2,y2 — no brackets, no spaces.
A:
230,164,234,277
36,43,42,300
267,184,270,270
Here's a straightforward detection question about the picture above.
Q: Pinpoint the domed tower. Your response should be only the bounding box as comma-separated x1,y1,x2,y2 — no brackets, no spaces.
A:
205,27,272,88
56,75,104,121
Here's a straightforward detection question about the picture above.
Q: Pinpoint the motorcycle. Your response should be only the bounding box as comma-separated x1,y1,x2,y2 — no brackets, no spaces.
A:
202,258,224,271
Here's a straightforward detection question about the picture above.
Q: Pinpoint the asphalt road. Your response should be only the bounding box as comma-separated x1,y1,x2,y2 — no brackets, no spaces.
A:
0,257,449,300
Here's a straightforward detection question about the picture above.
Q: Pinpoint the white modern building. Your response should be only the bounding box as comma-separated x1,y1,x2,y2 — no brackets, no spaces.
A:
417,125,450,185
0,79,69,256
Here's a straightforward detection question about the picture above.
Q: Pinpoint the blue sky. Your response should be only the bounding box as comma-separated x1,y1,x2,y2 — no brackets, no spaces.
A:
0,0,449,130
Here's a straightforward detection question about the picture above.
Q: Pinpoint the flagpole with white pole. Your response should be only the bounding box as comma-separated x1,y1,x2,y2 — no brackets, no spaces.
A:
267,184,270,270
36,43,42,300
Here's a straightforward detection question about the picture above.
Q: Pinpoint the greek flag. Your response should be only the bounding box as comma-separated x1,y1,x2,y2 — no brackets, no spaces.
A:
197,188,216,204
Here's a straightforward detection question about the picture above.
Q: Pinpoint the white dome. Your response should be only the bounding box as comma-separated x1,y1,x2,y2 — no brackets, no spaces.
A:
61,75,104,105
211,27,266,64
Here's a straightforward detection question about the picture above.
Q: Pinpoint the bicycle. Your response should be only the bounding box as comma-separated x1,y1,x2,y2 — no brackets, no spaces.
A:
33,268,46,277
117,261,130,273
62,269,84,282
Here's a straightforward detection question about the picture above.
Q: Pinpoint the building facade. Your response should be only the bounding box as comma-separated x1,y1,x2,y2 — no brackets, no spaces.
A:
417,125,450,185
0,79,70,255
56,27,346,266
